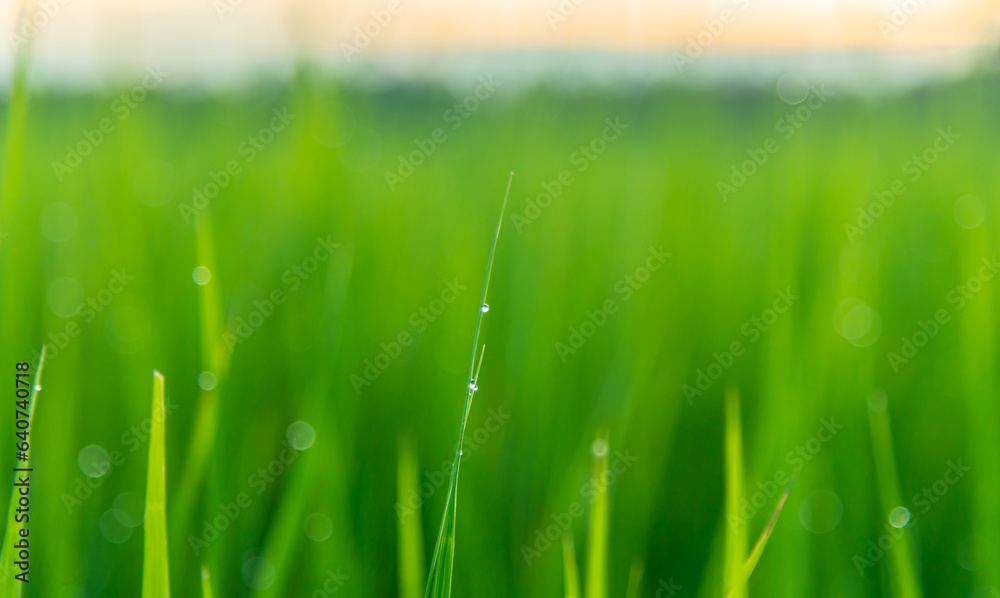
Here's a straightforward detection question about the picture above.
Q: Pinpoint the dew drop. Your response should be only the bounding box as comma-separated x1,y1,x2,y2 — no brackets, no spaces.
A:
192,266,211,285
198,371,217,391
34,385,41,392
469,381,478,392
481,304,490,313
889,506,911,528
286,421,316,451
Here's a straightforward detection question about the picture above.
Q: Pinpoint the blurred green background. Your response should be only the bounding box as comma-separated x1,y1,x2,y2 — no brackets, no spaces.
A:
2,68,1000,597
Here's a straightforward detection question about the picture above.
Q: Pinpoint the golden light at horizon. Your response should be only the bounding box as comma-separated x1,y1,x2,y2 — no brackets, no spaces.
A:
2,0,998,85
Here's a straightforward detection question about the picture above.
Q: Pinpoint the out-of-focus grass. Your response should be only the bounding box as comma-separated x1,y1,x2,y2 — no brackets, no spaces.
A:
0,69,999,596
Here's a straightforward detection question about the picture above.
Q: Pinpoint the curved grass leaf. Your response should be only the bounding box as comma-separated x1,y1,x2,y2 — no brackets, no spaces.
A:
562,533,581,598
723,387,747,598
425,172,514,598
0,346,47,595
585,432,609,598
142,371,170,598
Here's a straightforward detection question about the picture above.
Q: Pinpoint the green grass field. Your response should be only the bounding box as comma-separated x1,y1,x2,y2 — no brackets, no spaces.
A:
2,68,1000,597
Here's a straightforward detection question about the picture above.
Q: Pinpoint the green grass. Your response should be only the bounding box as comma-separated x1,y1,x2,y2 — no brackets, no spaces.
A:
0,347,46,596
142,371,170,597
1,66,1000,596
425,173,513,598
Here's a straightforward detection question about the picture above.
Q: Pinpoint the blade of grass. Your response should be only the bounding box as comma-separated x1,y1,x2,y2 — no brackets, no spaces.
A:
562,533,581,598
200,564,214,598
723,387,747,598
726,478,794,597
868,403,924,598
0,346,46,594
142,371,170,598
425,172,514,598
584,432,610,598
624,557,644,598
398,434,426,598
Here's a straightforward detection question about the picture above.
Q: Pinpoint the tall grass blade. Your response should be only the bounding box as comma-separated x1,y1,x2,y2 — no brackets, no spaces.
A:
868,404,924,598
425,172,514,598
398,435,426,598
585,431,609,598
0,346,46,595
199,564,214,598
142,371,171,598
562,533,581,598
624,557,644,598
726,478,794,597
723,387,747,598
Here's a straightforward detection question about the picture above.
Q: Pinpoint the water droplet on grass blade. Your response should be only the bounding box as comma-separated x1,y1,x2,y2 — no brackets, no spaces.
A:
481,304,489,313
192,266,211,285
469,381,478,391
286,421,315,450
198,371,217,390
889,506,911,528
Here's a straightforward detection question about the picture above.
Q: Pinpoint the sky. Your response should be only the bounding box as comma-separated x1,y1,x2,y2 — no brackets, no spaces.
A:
1,0,998,88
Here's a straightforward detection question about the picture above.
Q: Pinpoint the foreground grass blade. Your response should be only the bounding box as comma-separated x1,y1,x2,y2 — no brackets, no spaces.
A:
200,564,214,598
727,478,794,597
585,432,609,598
723,388,747,598
868,403,924,598
398,435,426,598
562,533,581,598
0,346,46,594
142,371,170,598
425,172,514,598
624,557,644,598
